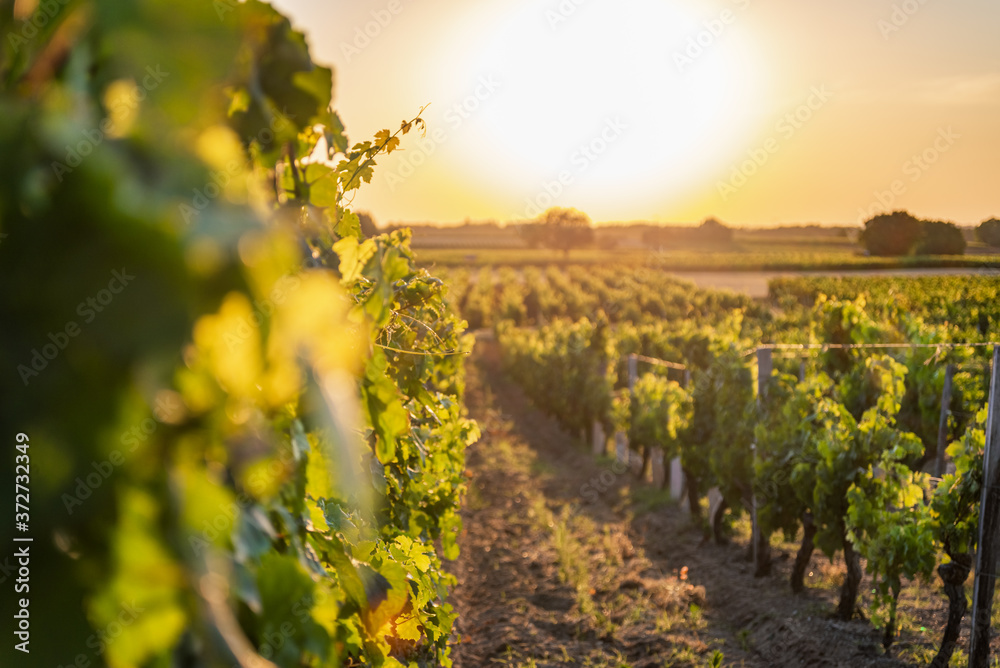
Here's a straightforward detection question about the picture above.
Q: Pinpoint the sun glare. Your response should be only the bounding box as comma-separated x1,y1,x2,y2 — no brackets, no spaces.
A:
429,0,770,221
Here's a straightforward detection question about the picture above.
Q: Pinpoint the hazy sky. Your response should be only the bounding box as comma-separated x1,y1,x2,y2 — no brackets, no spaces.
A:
271,0,1000,227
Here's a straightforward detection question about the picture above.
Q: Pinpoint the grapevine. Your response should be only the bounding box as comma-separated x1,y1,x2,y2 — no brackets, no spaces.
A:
1,2,476,666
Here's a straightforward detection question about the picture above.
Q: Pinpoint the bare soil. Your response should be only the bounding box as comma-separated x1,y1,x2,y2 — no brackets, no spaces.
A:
449,339,993,667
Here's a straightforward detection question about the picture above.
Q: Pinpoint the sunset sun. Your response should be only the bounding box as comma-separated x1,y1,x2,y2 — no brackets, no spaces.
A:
428,0,770,220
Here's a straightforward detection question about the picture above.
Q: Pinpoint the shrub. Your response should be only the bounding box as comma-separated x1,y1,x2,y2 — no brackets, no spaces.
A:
977,218,1000,247
915,220,966,255
859,211,922,256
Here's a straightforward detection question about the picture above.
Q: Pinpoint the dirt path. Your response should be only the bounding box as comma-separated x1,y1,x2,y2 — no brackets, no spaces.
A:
450,339,968,667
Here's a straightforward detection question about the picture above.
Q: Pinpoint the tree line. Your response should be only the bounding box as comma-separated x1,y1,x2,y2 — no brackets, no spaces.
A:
515,207,1000,257
860,211,1000,257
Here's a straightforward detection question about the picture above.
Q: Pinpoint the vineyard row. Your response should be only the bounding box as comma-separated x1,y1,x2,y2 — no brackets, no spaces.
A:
496,292,999,666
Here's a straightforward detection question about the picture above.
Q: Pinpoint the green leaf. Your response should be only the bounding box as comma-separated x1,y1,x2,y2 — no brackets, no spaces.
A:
234,562,262,614
440,509,462,561
334,236,376,284
305,163,339,207
361,560,409,637
324,110,349,154
256,552,329,665
292,66,334,116
337,210,361,239
361,349,410,464
317,535,368,613
321,500,357,534
233,506,277,562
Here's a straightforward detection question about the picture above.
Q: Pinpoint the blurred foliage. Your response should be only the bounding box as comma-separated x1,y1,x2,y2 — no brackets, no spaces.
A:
0,1,476,666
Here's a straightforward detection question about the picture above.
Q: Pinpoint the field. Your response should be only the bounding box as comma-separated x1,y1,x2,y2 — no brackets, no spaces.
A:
412,225,1000,271
435,263,1000,330
417,248,1000,271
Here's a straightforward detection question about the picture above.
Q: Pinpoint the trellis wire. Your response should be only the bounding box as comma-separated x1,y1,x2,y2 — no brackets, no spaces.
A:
630,353,687,370
741,341,1000,358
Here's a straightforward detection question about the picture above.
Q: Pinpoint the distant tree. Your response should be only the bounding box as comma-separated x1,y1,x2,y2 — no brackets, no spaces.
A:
977,218,1000,247
357,211,379,237
859,211,923,256
538,207,594,255
915,220,966,255
698,217,734,245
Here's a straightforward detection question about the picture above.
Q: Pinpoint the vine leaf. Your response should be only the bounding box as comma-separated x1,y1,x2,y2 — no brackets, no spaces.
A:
375,128,400,154
362,349,410,464
336,210,361,239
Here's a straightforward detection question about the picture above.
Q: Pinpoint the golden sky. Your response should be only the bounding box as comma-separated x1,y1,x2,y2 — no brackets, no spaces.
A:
272,0,1000,227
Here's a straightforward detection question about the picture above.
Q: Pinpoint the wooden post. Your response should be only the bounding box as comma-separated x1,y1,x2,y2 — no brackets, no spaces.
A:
594,360,609,456
651,449,665,487
592,420,606,456
676,368,692,501
970,346,1000,667
755,349,772,396
627,354,638,471
799,360,806,383
934,364,956,478
753,347,773,577
611,355,639,468
670,457,684,500
615,431,628,465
